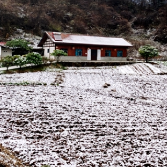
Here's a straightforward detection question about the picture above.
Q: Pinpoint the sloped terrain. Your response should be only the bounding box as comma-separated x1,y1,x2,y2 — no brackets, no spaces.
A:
1,0,167,44
0,63,167,167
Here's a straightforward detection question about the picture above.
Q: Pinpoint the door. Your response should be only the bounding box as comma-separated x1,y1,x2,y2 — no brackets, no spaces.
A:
91,49,97,60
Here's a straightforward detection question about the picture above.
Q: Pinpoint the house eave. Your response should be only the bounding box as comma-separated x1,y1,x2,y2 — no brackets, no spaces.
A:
54,41,132,47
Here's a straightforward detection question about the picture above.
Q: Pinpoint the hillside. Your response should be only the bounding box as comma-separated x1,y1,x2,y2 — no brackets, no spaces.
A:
0,0,167,45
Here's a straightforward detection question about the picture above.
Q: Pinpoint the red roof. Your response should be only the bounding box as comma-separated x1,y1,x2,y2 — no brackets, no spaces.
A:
0,42,6,46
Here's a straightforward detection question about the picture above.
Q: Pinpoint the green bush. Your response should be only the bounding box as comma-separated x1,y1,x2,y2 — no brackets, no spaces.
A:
1,55,14,70
51,49,67,63
26,52,42,66
139,45,158,62
6,39,32,51
14,55,27,68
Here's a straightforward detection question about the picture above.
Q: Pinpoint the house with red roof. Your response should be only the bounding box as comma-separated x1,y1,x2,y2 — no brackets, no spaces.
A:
0,42,12,59
38,32,132,62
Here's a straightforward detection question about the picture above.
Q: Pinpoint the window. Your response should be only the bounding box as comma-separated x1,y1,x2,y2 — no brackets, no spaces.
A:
60,48,68,54
105,50,111,57
117,51,123,57
75,49,82,56
47,49,50,53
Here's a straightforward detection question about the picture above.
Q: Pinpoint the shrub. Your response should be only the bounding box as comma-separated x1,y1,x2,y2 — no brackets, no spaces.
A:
0,56,14,70
6,39,32,52
13,55,27,68
51,49,67,63
139,45,158,62
26,52,42,66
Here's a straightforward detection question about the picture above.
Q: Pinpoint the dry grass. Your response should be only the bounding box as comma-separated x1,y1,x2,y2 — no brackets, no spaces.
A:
0,144,29,167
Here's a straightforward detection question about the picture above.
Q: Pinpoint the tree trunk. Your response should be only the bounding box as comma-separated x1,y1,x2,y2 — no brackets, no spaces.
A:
146,55,149,63
57,56,60,63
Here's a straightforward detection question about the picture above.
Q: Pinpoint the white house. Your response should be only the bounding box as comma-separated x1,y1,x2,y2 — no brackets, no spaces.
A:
0,42,12,59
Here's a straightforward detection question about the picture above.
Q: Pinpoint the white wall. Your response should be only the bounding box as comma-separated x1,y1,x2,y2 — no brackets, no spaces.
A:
97,49,101,60
87,49,91,60
43,46,55,59
43,38,55,59
1,48,12,57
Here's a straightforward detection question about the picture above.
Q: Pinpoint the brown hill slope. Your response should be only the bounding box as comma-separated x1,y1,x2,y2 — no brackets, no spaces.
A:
0,0,167,43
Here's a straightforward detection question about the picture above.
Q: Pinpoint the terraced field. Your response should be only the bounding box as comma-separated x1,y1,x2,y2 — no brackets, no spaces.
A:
0,63,167,167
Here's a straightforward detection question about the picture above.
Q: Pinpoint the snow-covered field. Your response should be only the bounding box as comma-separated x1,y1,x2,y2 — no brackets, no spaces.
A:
0,63,167,167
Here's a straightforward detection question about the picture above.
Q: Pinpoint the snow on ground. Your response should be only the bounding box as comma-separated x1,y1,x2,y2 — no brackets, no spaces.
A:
0,71,56,85
67,63,167,75
0,63,167,167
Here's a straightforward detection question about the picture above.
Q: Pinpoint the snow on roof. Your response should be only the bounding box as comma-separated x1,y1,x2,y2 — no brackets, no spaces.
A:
45,32,132,47
0,42,6,46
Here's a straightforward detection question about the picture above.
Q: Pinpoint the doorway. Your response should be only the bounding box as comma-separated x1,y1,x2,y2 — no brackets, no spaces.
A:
91,49,97,60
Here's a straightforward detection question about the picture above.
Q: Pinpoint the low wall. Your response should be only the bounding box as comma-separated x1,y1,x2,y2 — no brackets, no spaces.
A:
59,56,87,61
101,57,127,61
57,56,127,62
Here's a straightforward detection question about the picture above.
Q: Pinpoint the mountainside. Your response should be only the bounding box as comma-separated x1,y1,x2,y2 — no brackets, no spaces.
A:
0,0,167,45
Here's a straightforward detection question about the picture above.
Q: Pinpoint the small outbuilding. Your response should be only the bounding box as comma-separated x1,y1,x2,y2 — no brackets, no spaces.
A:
0,42,12,59
38,32,132,61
